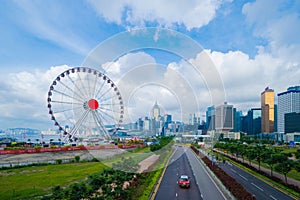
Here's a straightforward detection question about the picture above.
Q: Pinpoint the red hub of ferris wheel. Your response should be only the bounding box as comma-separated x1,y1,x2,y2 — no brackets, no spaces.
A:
88,99,99,110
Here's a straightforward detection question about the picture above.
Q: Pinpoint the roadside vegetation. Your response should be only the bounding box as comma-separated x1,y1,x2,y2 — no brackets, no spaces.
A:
191,145,255,199
213,139,300,198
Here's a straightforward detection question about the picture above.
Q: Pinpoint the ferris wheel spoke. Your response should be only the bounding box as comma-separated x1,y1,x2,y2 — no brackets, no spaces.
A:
51,100,83,106
91,111,111,139
96,86,113,100
77,72,90,99
94,78,106,99
99,106,122,115
69,109,90,138
100,102,122,106
96,108,116,123
86,73,92,97
92,74,98,98
58,79,86,102
67,75,88,99
52,105,82,114
52,89,85,103
98,95,114,104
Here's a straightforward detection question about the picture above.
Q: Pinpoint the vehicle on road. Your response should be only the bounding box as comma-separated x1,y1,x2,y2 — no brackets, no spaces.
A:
178,175,190,188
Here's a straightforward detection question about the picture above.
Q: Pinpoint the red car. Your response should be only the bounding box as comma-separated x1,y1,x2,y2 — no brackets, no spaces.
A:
178,175,190,188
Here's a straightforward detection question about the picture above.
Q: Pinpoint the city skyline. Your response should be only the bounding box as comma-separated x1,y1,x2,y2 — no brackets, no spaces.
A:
0,1,299,130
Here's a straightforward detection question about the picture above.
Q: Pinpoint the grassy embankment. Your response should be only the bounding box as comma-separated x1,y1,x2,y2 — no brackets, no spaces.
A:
130,142,175,200
0,140,174,200
0,146,159,199
0,162,106,199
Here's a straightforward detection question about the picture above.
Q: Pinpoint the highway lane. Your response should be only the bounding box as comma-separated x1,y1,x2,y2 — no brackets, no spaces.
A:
155,146,225,200
219,161,294,200
185,148,225,200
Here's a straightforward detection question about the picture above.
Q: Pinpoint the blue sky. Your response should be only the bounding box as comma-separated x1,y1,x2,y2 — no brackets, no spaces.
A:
0,0,299,130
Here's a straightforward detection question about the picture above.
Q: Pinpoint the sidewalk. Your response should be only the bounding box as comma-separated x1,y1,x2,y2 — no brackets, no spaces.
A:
215,149,300,188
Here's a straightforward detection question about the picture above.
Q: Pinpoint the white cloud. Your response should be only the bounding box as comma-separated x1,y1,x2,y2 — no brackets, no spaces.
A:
242,0,300,58
207,48,300,112
0,65,70,129
87,0,223,30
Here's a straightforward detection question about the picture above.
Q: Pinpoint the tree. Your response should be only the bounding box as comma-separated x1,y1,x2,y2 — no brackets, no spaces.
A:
75,155,80,163
246,147,256,166
67,182,90,199
51,185,64,199
264,153,281,177
254,145,266,171
295,149,300,160
274,152,293,184
238,144,247,163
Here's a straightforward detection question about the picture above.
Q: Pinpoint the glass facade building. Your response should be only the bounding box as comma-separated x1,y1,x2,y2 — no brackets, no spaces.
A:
261,88,274,133
215,102,233,132
277,86,300,133
285,112,300,133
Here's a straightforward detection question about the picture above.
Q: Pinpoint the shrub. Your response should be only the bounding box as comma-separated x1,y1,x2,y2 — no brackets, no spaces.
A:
56,159,62,164
75,156,80,163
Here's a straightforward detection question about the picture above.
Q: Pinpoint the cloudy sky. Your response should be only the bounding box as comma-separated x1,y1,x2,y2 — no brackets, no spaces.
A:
0,0,299,130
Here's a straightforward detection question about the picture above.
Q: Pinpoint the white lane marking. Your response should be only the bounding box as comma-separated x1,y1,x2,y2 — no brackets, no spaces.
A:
176,193,178,197
201,194,203,198
270,195,277,200
227,162,232,166
251,182,264,191
187,149,227,200
230,168,237,173
238,173,248,181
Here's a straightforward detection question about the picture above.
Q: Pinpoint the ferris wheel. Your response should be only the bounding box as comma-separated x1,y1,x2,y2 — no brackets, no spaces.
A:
47,67,124,143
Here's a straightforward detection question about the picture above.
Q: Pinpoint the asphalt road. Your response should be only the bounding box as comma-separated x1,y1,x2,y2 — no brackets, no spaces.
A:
155,146,225,200
218,161,295,200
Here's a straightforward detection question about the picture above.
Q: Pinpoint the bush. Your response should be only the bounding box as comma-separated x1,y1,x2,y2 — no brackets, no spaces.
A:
75,156,80,163
191,146,255,199
56,159,62,164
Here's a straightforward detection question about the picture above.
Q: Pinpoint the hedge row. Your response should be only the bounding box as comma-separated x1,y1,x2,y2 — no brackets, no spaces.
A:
218,151,300,194
191,146,255,200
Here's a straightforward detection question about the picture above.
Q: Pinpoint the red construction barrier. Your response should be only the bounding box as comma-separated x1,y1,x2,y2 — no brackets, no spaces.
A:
0,144,144,155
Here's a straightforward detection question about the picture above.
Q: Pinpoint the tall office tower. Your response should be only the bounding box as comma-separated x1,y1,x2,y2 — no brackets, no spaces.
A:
261,87,275,133
277,86,300,133
215,102,233,132
285,112,300,133
152,101,160,121
232,108,242,132
248,108,262,135
206,106,215,130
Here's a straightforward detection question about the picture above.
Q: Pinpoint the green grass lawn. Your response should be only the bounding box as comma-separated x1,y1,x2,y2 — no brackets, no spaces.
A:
0,145,172,200
0,146,154,200
0,162,106,200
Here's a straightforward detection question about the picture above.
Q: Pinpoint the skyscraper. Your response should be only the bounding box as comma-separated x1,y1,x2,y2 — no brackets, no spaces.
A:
152,101,160,121
232,108,242,132
285,112,300,133
206,106,215,130
215,102,233,132
277,86,300,133
261,87,274,133
248,108,261,135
